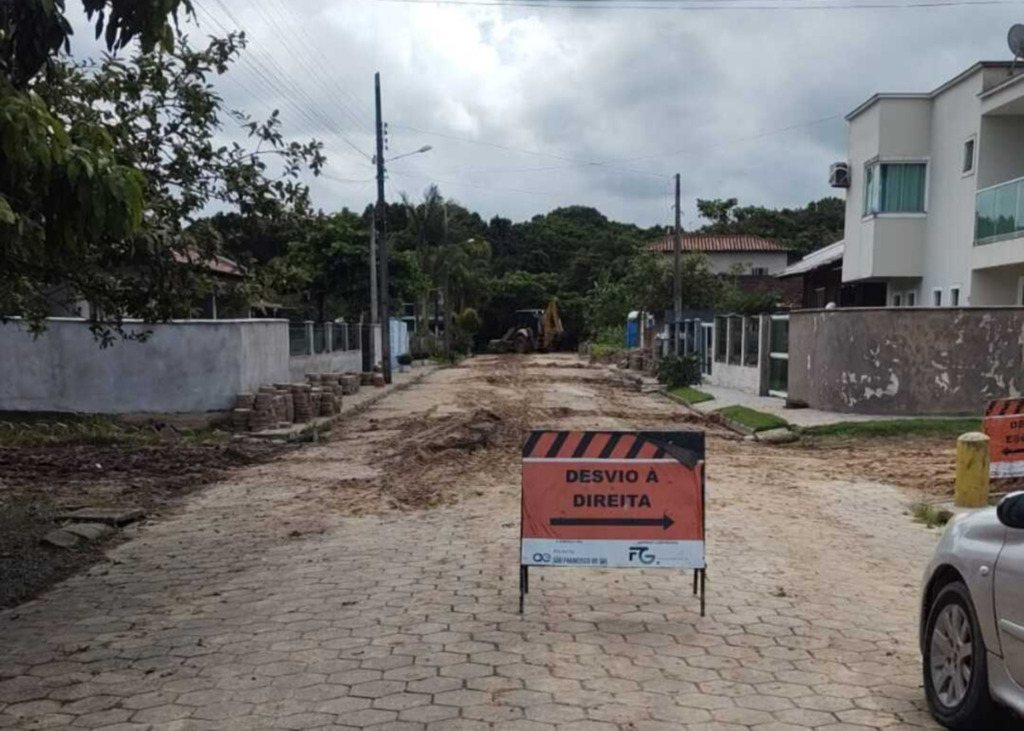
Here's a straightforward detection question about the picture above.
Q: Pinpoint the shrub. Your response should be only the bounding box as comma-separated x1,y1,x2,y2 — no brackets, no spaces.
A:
397,353,413,366
657,354,701,388
455,308,482,335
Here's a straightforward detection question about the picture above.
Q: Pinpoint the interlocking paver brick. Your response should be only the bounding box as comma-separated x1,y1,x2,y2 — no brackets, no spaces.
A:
0,360,950,731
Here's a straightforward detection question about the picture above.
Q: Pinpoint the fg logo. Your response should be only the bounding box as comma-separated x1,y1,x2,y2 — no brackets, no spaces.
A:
628,546,656,565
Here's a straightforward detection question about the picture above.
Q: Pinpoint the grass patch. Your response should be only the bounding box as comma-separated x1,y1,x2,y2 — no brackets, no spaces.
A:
910,501,955,529
669,386,714,405
716,405,789,433
803,418,982,440
0,417,229,448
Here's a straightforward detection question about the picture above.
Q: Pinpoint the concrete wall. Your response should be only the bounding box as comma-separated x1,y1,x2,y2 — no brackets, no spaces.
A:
706,362,760,393
789,308,1024,415
0,318,289,414
289,350,363,382
704,251,790,276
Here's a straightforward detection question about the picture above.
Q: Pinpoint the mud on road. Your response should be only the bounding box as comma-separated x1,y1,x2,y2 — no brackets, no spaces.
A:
0,428,283,609
0,354,979,731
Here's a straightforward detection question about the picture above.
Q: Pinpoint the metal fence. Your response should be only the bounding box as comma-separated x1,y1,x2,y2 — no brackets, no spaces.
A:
332,323,349,352
313,324,327,354
289,323,309,356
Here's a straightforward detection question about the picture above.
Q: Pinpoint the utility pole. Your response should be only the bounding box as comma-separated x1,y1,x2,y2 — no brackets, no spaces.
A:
443,203,452,359
673,173,682,356
368,206,378,368
375,72,392,384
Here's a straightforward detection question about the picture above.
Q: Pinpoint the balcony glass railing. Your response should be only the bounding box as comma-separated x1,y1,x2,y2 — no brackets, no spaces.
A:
976,176,1024,244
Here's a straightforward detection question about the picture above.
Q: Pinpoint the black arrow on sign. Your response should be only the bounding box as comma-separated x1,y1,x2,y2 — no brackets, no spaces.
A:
550,514,675,530
1003,448,1024,455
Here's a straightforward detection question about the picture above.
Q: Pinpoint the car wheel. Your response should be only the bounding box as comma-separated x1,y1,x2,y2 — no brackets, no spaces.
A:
923,581,996,730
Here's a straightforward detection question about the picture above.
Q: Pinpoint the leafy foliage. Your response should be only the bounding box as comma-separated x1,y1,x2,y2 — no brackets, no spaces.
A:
696,197,844,256
657,354,701,388
1,3,322,343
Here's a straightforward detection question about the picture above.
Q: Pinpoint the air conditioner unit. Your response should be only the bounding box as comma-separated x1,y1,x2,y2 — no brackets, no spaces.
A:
829,162,850,189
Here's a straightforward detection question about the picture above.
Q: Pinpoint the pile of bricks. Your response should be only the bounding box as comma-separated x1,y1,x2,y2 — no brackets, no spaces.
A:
231,371,368,433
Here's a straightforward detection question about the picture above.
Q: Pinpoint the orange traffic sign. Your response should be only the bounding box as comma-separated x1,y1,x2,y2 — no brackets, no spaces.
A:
985,398,1024,478
519,430,706,614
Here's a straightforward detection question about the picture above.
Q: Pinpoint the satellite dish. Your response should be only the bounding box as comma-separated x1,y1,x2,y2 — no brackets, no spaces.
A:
1009,24,1024,68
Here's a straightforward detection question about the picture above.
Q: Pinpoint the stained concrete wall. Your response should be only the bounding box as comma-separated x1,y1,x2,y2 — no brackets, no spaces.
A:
789,308,1024,415
0,318,289,414
289,351,363,382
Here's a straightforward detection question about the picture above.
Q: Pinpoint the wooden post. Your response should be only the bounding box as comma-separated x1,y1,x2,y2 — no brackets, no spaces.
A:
955,432,990,508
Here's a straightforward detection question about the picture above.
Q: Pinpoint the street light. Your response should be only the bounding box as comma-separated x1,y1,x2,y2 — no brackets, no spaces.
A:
369,143,433,379
372,145,433,165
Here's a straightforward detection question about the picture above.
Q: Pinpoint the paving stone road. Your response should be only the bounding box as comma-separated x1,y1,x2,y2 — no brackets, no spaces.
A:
0,356,952,730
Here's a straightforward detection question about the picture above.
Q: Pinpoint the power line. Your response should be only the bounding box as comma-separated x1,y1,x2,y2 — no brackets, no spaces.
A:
198,0,373,161
261,0,377,124
388,123,670,179
248,0,374,131
391,113,841,179
373,0,1024,9
389,169,557,197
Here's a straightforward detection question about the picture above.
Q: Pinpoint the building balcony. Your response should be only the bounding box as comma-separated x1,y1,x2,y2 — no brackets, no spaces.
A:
974,176,1024,274
975,175,1024,245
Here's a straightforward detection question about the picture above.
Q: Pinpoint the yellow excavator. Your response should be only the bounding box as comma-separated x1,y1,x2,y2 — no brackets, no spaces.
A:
488,301,564,354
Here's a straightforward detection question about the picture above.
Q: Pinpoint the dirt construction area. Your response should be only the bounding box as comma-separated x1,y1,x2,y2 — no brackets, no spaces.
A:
0,354,1002,730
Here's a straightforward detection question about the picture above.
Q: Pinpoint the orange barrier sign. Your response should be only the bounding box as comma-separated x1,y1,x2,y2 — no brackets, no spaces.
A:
519,430,706,613
985,398,1024,478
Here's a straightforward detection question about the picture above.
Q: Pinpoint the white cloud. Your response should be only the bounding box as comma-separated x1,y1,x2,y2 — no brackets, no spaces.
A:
63,0,1023,227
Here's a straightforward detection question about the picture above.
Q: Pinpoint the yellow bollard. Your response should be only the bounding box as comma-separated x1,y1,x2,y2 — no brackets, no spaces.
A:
955,432,991,508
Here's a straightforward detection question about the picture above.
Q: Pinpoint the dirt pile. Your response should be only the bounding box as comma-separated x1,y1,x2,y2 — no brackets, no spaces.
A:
0,436,284,609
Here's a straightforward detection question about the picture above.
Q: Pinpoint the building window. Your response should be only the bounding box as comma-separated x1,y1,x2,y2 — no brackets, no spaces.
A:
933,289,942,307
906,290,917,307
751,266,769,276
863,162,927,214
963,137,976,175
892,292,902,307
950,286,961,307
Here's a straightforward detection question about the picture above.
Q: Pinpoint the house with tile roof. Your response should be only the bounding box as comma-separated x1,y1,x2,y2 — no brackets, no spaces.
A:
647,234,794,276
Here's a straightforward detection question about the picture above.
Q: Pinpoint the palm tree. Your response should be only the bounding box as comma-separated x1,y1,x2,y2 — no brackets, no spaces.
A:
402,186,447,335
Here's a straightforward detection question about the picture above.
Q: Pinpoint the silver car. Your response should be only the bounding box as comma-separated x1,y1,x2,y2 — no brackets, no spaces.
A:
920,491,1024,729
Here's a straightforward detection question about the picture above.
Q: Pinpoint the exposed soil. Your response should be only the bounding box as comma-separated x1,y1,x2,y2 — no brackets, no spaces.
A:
0,432,284,609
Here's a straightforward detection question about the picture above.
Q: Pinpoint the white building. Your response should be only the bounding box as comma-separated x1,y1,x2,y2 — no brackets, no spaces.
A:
648,234,791,275
840,61,1024,307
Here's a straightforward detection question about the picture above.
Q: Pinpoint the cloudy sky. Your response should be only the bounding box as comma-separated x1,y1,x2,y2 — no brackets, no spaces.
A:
66,0,1024,227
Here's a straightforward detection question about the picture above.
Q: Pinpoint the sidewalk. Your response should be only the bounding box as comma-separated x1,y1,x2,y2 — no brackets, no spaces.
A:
685,384,912,428
249,364,439,439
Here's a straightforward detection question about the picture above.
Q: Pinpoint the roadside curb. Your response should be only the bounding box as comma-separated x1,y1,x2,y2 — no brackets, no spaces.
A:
245,366,440,442
659,389,751,435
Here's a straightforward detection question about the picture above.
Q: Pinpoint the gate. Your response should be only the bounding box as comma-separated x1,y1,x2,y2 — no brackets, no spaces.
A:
768,315,789,398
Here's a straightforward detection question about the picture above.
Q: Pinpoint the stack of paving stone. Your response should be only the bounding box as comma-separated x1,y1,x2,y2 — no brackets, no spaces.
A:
249,391,276,431
308,387,324,417
360,371,373,386
232,393,254,431
291,384,313,423
340,372,360,395
371,372,386,387
324,373,344,412
274,384,295,422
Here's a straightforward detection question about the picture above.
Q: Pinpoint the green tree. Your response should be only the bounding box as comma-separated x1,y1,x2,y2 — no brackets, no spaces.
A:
2,4,323,342
696,197,844,256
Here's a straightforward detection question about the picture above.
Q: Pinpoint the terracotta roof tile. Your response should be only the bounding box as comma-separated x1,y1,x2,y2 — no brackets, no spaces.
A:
647,234,788,253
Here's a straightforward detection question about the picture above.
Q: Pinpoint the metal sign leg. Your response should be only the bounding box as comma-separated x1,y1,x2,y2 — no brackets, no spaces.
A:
699,569,706,617
519,565,529,614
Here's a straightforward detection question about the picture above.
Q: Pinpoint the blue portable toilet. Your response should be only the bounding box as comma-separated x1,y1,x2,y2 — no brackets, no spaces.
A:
626,311,640,349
